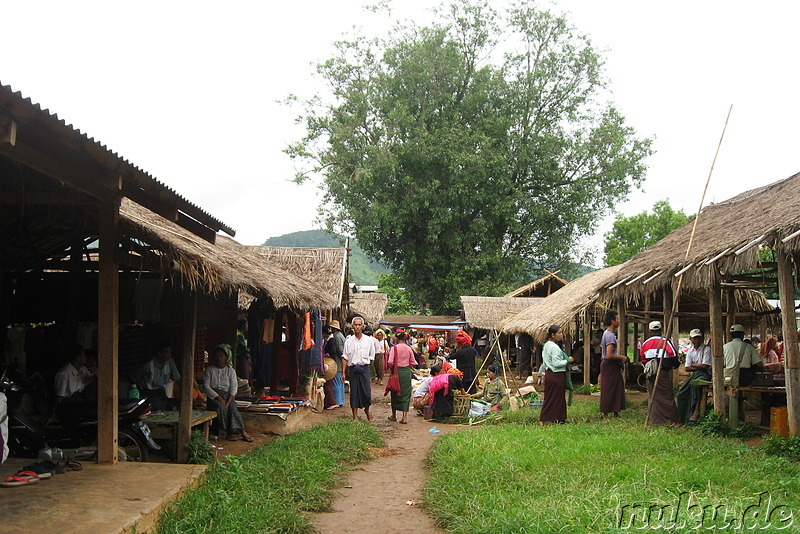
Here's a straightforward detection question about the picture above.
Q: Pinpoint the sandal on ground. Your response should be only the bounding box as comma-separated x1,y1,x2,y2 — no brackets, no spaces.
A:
22,461,57,476
387,415,397,422
399,420,407,424
227,435,239,441
56,460,82,472
16,470,51,480
1,475,39,487
325,405,338,410
241,434,254,442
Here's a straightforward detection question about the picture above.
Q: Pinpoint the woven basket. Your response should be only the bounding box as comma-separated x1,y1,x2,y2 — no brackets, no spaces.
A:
453,394,471,417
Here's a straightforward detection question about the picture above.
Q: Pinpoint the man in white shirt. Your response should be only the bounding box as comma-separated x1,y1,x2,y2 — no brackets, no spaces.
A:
51,343,96,420
343,317,375,421
140,338,181,411
676,329,712,422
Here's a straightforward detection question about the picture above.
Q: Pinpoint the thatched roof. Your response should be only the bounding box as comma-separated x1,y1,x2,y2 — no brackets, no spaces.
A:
602,171,800,299
504,271,568,298
498,265,625,341
499,263,777,342
120,198,330,309
460,296,541,330
247,246,347,310
350,292,389,326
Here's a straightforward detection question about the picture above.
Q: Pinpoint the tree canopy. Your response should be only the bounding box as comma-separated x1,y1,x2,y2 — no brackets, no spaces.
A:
287,0,653,313
603,200,692,266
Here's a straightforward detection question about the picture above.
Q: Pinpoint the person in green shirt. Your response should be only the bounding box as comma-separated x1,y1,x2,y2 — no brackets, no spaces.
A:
471,364,509,410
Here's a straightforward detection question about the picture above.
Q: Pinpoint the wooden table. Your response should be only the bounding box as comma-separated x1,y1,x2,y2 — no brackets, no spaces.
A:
145,410,217,460
725,385,786,427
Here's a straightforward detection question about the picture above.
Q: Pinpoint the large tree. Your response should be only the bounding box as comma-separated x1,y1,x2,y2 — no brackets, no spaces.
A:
287,0,653,313
603,200,691,266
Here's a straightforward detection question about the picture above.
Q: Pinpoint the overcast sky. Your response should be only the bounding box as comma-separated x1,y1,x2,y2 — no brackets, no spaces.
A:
3,1,799,266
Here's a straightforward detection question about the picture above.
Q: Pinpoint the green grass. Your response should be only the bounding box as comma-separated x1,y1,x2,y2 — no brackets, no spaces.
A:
425,399,800,533
156,419,383,534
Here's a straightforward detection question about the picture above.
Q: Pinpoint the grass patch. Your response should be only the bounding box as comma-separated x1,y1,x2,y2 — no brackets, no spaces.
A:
156,419,382,534
425,399,800,533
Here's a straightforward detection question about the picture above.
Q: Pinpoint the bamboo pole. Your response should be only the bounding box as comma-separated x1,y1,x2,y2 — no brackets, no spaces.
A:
644,105,733,427
583,308,591,385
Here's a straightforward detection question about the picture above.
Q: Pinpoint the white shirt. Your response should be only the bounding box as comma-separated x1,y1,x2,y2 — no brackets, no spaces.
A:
203,365,238,399
414,376,433,397
343,334,376,366
685,343,712,369
54,362,93,398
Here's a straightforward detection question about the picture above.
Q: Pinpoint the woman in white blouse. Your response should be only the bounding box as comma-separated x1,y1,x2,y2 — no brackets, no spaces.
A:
203,344,253,442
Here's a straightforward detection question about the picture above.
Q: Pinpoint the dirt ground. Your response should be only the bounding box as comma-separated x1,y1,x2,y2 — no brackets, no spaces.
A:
310,382,453,534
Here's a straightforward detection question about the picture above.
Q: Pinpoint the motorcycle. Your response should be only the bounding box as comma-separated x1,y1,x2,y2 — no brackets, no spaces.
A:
0,369,160,461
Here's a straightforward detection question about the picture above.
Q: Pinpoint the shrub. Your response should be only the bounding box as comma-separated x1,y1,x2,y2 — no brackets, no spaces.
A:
185,430,215,464
763,434,800,461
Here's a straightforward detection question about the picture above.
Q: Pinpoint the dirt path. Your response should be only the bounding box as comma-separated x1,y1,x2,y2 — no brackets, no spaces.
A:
311,382,453,534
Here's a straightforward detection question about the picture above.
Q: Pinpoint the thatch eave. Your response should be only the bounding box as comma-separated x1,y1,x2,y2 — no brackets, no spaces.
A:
120,199,330,309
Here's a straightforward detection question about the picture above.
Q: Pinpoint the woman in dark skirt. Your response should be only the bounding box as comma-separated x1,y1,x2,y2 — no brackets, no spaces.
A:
430,373,465,417
540,325,572,424
599,310,627,420
452,330,478,394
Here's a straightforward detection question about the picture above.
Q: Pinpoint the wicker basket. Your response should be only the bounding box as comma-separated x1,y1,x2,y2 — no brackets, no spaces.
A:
453,394,471,417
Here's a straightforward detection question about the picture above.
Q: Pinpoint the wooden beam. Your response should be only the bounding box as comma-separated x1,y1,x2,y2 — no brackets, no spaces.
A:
725,287,736,341
0,116,17,145
177,292,198,463
0,191,94,205
618,299,628,361
97,199,120,464
777,250,800,435
709,269,725,421
583,308,591,385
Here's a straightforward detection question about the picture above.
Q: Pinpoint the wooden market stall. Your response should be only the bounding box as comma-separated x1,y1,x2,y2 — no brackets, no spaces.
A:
599,172,800,434
0,82,327,464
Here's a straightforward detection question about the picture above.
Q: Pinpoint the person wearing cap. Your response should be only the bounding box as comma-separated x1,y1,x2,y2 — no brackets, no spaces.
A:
676,329,712,422
343,316,376,421
723,324,762,387
640,320,680,425
451,330,479,394
324,320,346,409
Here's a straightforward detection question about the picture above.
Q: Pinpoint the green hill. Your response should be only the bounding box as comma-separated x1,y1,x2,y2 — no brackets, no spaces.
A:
262,230,391,286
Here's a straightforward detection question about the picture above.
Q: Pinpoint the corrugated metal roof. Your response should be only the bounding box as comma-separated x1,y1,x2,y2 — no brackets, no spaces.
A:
0,82,235,237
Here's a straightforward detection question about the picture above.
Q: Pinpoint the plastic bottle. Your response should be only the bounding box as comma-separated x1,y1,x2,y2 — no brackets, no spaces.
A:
429,426,440,434
128,383,140,399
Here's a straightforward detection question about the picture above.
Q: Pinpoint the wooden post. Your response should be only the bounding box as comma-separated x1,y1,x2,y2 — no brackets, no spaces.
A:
97,200,120,464
583,308,591,385
643,292,651,340
725,287,736,341
709,269,725,420
632,322,639,360
618,299,628,360
777,249,800,435
177,292,198,463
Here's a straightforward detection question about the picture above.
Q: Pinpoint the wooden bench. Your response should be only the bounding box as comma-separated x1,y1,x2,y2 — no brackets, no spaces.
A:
145,409,217,460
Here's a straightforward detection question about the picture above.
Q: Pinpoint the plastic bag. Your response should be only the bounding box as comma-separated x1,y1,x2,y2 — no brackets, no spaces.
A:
469,400,491,418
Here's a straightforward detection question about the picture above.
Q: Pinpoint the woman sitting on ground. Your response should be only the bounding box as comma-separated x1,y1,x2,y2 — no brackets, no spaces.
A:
470,364,509,411
412,365,440,416
203,344,253,442
428,368,465,418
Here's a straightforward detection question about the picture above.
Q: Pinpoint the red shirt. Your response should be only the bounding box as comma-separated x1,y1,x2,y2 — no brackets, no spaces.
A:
639,336,677,364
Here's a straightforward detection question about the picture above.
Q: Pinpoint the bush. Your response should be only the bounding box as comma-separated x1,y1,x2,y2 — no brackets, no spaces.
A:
763,434,800,461
185,430,215,464
694,411,755,439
